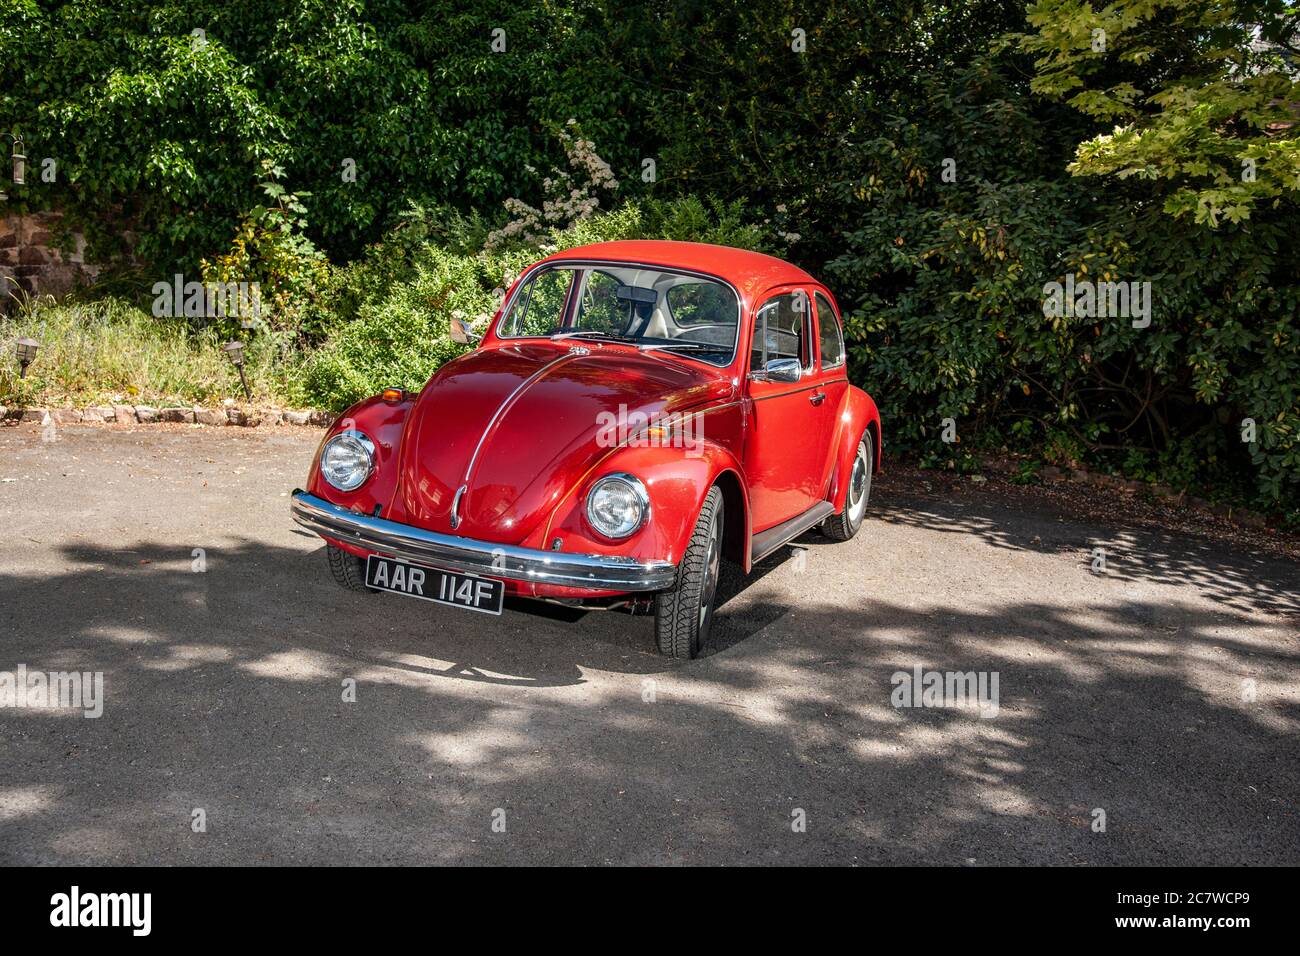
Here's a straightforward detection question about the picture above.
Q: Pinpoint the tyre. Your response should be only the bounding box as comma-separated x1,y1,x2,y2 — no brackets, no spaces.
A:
821,432,872,541
327,544,373,592
654,487,724,659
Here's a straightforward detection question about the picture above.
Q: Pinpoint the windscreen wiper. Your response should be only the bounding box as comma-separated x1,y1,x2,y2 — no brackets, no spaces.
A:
548,330,635,343
637,341,716,353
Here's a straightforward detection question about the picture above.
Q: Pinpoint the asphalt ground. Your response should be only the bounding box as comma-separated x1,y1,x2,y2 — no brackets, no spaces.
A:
1,422,1297,864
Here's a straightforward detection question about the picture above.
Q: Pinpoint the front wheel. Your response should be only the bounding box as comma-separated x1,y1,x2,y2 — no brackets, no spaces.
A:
821,432,872,541
326,544,374,592
654,487,724,659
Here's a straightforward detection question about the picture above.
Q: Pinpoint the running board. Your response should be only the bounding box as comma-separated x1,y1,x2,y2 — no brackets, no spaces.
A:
750,501,835,565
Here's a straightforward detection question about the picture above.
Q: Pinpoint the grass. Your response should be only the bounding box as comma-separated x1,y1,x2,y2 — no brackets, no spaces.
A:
0,294,309,409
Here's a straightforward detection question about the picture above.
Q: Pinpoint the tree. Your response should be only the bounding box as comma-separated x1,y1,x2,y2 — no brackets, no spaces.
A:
1017,0,1300,225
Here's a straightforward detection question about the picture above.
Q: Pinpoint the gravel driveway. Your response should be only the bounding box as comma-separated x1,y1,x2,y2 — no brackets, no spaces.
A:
2,423,1297,865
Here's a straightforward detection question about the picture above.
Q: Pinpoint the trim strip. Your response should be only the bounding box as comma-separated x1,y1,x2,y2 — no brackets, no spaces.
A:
751,379,848,401
462,351,577,485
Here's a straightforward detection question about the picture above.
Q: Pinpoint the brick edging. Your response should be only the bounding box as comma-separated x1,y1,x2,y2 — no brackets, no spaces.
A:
0,404,334,427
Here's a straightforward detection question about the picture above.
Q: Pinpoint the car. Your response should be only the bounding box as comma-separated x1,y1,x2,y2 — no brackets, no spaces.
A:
291,240,882,658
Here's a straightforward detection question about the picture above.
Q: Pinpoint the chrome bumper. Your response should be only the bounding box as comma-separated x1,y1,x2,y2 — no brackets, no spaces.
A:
291,491,677,592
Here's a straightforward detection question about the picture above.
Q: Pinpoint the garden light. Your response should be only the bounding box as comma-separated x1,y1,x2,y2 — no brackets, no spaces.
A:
222,340,251,400
15,337,39,378
10,136,24,186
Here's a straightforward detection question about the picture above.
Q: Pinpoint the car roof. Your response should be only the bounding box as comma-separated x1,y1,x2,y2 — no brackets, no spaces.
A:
539,240,820,303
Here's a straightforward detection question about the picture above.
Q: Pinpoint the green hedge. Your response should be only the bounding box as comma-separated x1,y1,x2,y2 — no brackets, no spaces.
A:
1,0,646,268
300,198,776,409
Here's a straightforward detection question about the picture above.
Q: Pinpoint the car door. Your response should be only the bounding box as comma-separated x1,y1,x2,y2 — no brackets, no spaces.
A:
743,287,836,531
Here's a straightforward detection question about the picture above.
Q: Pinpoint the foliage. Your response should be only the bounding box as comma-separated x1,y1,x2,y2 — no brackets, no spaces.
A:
820,55,1119,471
1012,0,1300,509
1016,0,1300,226
200,161,331,338
0,0,646,269
486,123,621,249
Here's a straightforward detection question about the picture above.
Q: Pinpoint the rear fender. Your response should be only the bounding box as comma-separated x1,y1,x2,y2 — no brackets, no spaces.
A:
827,386,881,512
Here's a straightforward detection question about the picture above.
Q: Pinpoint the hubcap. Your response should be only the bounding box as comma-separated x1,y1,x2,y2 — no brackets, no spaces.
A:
699,508,723,631
848,443,870,523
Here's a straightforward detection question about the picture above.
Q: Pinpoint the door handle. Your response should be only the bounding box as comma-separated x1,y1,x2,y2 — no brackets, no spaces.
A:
809,391,826,406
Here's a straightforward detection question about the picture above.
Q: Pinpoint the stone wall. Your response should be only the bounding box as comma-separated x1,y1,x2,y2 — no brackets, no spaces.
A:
0,211,99,308
1,403,334,427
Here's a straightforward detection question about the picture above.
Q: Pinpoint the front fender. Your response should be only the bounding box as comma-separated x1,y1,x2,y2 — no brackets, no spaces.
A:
304,394,415,524
533,440,749,570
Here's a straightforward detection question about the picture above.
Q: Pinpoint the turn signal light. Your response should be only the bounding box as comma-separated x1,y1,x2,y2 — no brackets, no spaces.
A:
381,387,407,404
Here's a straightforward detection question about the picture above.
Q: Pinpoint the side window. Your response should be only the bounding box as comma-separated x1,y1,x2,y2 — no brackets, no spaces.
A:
815,292,845,369
578,270,626,335
750,291,811,372
501,267,574,336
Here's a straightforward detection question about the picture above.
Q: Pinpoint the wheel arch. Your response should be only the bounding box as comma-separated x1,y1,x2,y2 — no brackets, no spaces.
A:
305,392,416,520
828,386,882,511
865,418,882,473
710,468,751,571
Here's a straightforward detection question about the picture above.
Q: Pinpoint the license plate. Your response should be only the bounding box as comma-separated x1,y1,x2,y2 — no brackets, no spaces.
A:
365,555,504,615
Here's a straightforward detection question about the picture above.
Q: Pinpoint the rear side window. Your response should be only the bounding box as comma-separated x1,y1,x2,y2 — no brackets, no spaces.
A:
815,292,845,369
750,291,811,371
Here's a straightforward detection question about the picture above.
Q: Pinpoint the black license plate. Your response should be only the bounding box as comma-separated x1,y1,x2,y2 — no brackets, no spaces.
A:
365,555,504,615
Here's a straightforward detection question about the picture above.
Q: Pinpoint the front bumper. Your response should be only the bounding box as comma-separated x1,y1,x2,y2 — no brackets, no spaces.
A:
291,490,678,592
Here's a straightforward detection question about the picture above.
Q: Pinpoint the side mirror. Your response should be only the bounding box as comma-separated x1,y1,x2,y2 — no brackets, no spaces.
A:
762,357,802,384
450,316,481,346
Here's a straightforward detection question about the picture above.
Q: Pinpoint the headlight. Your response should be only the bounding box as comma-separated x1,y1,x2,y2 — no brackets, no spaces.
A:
585,473,650,539
320,431,376,492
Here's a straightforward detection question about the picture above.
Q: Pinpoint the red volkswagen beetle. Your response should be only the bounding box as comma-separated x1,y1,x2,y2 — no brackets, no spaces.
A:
291,240,881,658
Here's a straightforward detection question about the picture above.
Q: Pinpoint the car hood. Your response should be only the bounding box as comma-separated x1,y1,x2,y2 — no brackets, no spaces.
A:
391,342,732,543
